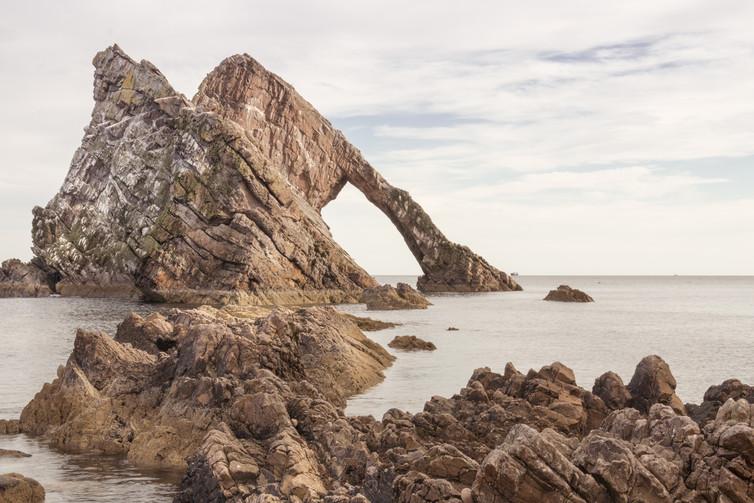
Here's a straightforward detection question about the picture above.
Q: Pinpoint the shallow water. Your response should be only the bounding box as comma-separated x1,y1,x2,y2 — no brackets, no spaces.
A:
0,276,753,500
345,275,754,417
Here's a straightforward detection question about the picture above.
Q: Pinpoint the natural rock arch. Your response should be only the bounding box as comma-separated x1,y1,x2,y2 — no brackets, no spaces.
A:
25,46,520,304
194,53,521,294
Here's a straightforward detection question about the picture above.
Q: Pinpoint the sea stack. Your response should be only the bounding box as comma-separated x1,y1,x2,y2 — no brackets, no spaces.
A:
0,45,521,303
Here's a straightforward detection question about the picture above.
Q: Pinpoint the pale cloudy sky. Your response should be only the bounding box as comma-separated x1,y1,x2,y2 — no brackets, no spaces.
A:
1,1,753,274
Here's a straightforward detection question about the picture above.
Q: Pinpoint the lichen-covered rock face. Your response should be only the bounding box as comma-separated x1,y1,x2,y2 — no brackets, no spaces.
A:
0,473,45,503
26,45,518,303
361,283,431,311
0,259,52,297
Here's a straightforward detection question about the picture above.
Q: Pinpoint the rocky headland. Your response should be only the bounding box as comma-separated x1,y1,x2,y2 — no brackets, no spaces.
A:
6,305,752,502
544,285,594,303
0,45,519,303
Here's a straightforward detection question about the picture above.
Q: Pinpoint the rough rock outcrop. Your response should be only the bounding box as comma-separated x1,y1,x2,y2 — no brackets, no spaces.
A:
472,401,754,502
0,259,52,298
687,379,754,426
627,355,685,415
23,45,519,303
0,473,44,503
388,336,437,351
0,420,20,435
16,313,754,502
19,305,393,480
361,283,431,311
543,285,594,302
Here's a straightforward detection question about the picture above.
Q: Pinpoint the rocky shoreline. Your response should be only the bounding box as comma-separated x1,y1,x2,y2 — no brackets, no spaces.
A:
3,305,751,502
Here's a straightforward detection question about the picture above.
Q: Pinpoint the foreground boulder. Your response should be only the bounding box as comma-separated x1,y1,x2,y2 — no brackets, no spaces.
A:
388,336,437,351
361,283,431,310
0,473,44,503
21,45,519,302
0,259,52,298
543,285,594,302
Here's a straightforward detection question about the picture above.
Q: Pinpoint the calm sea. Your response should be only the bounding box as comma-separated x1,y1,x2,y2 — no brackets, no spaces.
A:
1,275,752,501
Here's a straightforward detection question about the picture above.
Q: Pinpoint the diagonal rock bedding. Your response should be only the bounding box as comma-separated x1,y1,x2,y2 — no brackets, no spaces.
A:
1,44,519,303
10,305,754,502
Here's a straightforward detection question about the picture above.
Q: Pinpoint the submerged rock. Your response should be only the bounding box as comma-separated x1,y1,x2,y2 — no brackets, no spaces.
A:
543,285,594,302
361,283,431,310
0,259,52,298
0,473,44,503
388,336,437,351
339,313,400,332
19,45,519,303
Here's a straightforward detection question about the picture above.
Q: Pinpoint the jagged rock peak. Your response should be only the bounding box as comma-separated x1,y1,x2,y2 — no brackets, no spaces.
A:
18,44,520,303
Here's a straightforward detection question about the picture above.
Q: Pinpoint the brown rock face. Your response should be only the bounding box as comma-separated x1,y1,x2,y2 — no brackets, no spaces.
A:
194,54,520,294
22,45,519,303
0,259,52,298
361,283,431,310
544,284,594,302
0,473,45,503
627,355,686,415
388,335,437,351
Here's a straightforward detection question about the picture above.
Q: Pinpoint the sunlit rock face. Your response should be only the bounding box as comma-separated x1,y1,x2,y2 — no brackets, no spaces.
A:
28,45,519,303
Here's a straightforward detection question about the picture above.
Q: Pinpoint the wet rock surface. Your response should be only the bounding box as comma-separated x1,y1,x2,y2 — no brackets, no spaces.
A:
0,473,45,503
361,283,431,311
15,45,518,303
0,449,31,459
543,285,594,302
339,314,400,332
388,336,437,351
14,307,753,502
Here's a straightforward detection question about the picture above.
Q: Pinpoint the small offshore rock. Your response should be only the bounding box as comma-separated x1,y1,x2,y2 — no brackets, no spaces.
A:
339,313,400,331
388,336,437,351
361,283,431,310
447,326,459,331
0,473,45,503
543,285,594,302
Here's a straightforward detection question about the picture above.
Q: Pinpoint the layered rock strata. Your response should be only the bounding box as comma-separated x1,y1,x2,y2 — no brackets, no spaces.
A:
8,45,519,302
14,308,754,502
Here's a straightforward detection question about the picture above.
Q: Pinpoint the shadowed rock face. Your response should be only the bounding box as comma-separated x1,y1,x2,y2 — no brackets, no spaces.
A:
30,45,377,304
22,45,521,302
